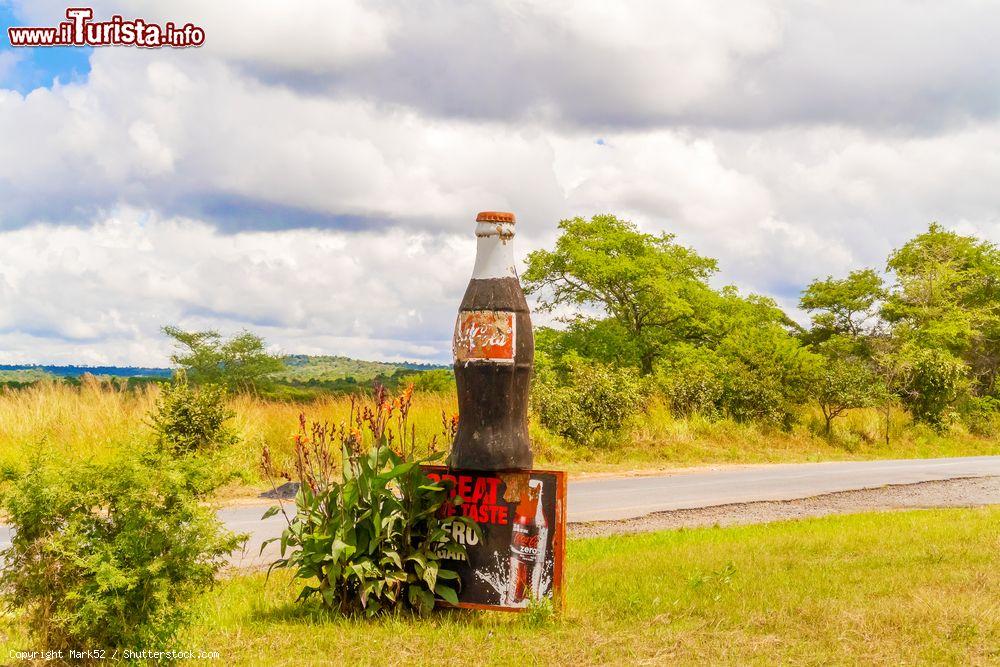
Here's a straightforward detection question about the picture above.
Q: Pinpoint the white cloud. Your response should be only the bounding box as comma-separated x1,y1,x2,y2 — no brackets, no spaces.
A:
27,0,982,130
710,124,1000,270
0,208,480,364
11,1,1000,129
0,49,570,232
4,2,1000,363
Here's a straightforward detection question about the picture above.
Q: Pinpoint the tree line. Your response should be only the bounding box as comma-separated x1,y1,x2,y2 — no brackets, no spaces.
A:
154,215,999,443
524,215,1000,440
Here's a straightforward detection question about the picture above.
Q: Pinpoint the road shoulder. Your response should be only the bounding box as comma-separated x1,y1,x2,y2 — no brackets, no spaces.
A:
569,476,1000,538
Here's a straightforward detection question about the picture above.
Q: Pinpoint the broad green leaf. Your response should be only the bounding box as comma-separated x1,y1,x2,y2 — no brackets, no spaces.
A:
261,505,282,520
422,561,438,591
383,550,402,569
434,584,459,605
378,461,417,482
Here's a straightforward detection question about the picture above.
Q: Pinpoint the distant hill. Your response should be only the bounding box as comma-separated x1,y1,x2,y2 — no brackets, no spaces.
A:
0,364,172,379
0,356,447,384
273,355,447,383
0,368,57,382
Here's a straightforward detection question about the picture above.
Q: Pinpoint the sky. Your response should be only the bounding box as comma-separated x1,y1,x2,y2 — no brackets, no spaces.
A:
1,1,1000,366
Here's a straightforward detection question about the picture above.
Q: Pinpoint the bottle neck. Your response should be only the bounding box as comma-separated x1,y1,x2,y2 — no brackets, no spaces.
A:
532,485,545,525
471,221,517,280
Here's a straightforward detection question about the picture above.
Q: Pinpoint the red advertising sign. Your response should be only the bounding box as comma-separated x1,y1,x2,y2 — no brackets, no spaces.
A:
453,310,516,363
422,466,566,611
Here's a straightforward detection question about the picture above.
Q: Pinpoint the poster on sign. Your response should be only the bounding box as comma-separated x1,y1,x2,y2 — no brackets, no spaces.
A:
421,466,566,611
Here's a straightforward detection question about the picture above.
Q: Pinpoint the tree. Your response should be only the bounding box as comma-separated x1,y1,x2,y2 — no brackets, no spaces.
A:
800,269,886,349
162,326,284,392
884,223,999,326
870,335,908,446
800,269,890,436
533,318,642,370
883,223,1000,395
815,358,884,435
397,369,455,393
523,214,718,374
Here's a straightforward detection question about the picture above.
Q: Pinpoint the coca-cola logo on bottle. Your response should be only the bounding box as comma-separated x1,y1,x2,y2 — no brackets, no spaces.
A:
453,310,516,363
512,528,541,555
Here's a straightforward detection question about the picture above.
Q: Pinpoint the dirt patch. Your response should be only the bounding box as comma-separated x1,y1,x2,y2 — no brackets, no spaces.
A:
569,476,1000,538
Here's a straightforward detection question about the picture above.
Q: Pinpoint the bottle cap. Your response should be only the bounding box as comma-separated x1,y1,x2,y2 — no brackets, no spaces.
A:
476,211,516,223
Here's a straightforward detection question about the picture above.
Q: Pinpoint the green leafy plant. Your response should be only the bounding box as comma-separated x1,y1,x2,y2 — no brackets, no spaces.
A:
522,594,556,627
0,448,243,652
397,368,456,393
148,376,238,454
716,326,822,428
532,355,644,445
260,384,478,617
523,214,719,375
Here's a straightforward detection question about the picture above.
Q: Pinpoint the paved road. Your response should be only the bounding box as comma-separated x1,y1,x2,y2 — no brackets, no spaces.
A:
568,455,1000,521
2,456,998,565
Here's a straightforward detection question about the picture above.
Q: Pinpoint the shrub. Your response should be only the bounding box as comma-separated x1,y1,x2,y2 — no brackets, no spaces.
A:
532,356,644,445
719,362,790,426
149,378,237,454
960,395,1000,436
899,347,966,429
715,329,822,428
814,358,885,435
532,381,590,445
0,448,243,651
260,384,477,617
653,347,724,417
398,368,456,393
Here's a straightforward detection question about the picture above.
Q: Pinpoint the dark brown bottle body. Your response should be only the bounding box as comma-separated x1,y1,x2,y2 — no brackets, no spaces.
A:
449,276,534,470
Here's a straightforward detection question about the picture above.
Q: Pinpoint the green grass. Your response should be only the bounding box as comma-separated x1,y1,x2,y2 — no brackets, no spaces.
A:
2,509,996,663
8,508,987,665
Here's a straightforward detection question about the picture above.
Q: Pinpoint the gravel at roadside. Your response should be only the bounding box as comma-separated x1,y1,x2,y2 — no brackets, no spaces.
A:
569,476,1000,538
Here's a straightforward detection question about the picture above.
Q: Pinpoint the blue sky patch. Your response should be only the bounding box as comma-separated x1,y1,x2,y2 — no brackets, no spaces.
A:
0,3,91,93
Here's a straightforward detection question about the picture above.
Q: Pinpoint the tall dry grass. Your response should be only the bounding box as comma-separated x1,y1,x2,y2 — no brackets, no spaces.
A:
0,381,996,486
0,380,458,485
0,378,158,469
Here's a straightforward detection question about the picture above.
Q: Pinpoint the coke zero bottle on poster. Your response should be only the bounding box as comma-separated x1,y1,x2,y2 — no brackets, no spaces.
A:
506,479,549,606
449,211,534,471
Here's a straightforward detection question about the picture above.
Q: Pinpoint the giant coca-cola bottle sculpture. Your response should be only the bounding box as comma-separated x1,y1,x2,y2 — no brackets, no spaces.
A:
449,211,534,470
